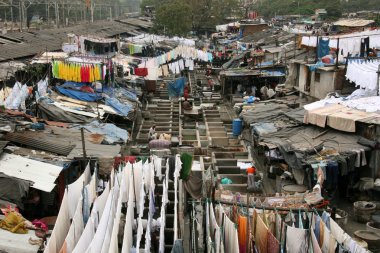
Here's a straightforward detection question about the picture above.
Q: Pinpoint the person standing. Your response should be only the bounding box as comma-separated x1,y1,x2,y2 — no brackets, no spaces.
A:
247,166,257,192
148,125,156,141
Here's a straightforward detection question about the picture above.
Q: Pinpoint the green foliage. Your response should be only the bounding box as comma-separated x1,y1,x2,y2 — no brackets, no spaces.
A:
153,0,192,36
140,0,157,11
256,0,379,18
148,0,242,36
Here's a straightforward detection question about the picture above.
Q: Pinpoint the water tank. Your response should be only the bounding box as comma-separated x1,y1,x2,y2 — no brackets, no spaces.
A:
232,118,242,136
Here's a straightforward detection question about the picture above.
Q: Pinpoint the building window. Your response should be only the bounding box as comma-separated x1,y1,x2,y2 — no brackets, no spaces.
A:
315,72,321,82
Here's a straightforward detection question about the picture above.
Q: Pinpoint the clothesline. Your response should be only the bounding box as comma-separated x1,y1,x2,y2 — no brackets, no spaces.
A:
191,199,329,212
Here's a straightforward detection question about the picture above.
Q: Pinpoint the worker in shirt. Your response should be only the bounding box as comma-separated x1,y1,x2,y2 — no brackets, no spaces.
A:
247,166,257,192
148,125,157,141
182,98,193,111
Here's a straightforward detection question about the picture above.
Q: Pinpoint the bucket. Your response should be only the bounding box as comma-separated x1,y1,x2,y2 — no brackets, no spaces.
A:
335,209,348,227
367,221,380,236
354,201,377,223
282,184,308,194
232,119,242,136
354,230,380,250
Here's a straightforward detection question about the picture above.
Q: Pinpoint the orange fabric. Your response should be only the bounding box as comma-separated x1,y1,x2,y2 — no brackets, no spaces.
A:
238,215,248,253
59,241,67,253
247,167,256,174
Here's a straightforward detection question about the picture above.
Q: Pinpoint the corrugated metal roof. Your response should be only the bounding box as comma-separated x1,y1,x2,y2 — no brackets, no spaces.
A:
0,141,8,154
5,132,75,156
0,153,63,192
0,19,151,62
334,19,375,27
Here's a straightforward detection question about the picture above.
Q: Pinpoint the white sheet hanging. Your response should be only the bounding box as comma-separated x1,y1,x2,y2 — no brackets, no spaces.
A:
44,164,91,253
72,182,110,253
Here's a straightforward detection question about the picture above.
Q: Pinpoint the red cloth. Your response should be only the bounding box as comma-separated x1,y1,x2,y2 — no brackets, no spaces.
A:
134,68,148,77
80,86,95,93
267,230,280,253
80,66,85,82
184,91,189,100
114,156,136,168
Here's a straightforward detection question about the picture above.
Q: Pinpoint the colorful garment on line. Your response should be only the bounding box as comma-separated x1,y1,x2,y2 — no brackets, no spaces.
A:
52,61,103,82
238,215,247,253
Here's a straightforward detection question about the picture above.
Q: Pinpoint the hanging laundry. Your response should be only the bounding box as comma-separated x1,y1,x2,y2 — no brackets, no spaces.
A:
286,225,309,253
52,61,103,83
134,68,148,77
360,37,370,57
224,214,239,253
267,230,280,253
237,215,247,253
345,60,380,91
255,214,268,253
312,230,323,253
318,38,330,59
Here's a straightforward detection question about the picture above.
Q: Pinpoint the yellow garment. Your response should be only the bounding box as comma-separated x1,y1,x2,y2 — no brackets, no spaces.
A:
0,211,28,234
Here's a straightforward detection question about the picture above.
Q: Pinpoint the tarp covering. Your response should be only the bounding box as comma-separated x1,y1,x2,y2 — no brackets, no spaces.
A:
83,121,129,144
103,87,138,102
240,103,291,124
56,86,102,102
259,125,370,171
105,97,133,117
168,77,186,97
38,97,91,123
252,114,300,135
0,172,30,209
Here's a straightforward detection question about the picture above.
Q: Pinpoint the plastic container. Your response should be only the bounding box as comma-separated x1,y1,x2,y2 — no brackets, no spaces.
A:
354,201,377,223
232,118,242,136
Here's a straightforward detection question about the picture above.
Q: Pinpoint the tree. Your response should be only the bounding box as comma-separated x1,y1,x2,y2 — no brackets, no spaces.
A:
153,0,192,36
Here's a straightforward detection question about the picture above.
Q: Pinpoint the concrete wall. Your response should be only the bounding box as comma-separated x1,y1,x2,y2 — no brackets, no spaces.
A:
310,70,336,99
298,64,309,92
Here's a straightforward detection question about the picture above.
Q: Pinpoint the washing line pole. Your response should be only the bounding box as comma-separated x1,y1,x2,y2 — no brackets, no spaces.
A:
377,64,380,96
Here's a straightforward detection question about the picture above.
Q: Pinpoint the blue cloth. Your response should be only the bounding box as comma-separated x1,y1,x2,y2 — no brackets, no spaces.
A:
314,215,321,240
171,239,184,253
102,87,138,102
105,97,132,117
322,211,330,230
167,77,186,97
318,38,330,59
245,96,255,103
83,120,129,144
326,160,339,191
82,187,90,225
61,81,86,89
309,61,325,71
56,86,102,102
261,70,285,77
252,123,277,136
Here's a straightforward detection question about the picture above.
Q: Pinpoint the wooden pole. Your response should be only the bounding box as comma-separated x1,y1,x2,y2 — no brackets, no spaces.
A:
335,38,340,70
81,127,87,158
377,64,380,96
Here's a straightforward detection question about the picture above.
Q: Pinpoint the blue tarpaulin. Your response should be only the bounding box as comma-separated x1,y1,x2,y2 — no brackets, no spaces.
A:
168,77,186,97
261,70,285,77
105,97,132,117
56,86,102,102
61,81,86,89
103,87,138,102
83,120,129,144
